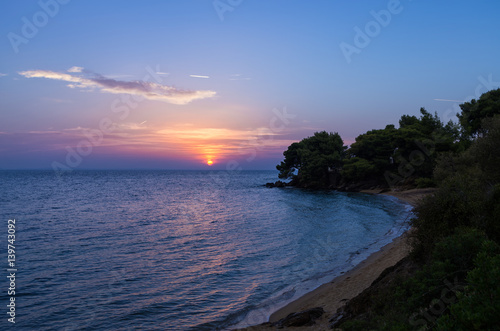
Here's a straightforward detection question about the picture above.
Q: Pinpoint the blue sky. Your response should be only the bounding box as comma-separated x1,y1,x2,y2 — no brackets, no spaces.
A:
1,0,500,170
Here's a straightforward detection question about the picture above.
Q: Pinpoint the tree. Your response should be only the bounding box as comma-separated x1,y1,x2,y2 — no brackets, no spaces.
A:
458,88,500,138
342,108,459,186
342,125,398,182
277,131,346,188
394,108,459,181
412,114,500,258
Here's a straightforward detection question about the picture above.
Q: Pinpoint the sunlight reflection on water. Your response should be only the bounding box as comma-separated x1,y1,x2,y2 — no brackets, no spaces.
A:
0,170,410,330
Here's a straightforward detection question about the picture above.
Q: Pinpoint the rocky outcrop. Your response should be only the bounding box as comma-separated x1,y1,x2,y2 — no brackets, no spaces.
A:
272,307,325,327
265,173,391,191
265,180,289,188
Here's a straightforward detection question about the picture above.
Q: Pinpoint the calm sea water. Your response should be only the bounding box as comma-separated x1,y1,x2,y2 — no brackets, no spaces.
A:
0,170,411,330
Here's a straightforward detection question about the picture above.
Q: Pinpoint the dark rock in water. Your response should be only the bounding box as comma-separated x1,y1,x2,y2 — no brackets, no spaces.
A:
273,307,325,327
265,180,287,188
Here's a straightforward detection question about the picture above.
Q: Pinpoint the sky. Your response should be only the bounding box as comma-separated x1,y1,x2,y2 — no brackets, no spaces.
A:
1,0,500,170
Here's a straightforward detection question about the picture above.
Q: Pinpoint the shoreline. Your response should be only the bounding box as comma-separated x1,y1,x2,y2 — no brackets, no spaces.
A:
236,188,434,330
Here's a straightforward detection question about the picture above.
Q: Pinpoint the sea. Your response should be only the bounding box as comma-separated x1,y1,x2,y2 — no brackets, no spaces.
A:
0,170,412,330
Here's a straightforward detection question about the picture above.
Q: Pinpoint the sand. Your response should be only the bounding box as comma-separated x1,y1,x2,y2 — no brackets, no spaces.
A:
236,188,434,330
370,187,435,208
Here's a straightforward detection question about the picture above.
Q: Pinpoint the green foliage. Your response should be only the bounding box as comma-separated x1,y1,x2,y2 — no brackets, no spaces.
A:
458,88,500,138
276,131,345,187
277,107,460,189
336,91,500,330
404,113,500,328
415,177,435,188
436,240,500,330
341,157,376,182
274,90,500,330
411,170,486,259
342,125,398,183
403,229,490,329
339,229,494,331
435,115,500,186
395,108,460,180
342,108,459,187
276,142,301,180
469,115,500,184
411,115,500,258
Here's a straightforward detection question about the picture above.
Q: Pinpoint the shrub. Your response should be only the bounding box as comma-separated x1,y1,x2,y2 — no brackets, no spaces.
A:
415,177,435,188
436,240,500,330
410,172,486,260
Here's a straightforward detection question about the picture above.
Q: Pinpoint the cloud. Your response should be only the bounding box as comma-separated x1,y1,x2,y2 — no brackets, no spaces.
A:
105,74,135,79
433,98,463,102
0,123,302,169
228,74,251,81
41,97,73,104
67,66,83,73
0,73,7,77
18,68,216,105
190,74,210,79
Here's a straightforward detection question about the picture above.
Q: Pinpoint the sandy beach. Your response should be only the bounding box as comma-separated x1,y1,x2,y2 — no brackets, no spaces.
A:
236,188,434,330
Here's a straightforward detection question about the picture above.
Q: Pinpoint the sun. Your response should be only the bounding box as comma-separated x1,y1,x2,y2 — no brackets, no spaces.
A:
207,159,214,166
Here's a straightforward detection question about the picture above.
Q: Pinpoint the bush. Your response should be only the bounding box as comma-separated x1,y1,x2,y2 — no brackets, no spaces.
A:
337,229,493,330
404,229,488,321
415,177,435,188
410,172,486,260
336,93,500,330
436,240,500,330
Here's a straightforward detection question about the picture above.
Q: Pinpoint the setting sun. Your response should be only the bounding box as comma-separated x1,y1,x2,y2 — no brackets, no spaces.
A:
207,160,214,166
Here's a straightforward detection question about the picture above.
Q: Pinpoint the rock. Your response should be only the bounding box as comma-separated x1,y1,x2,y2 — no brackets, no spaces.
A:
329,307,345,328
265,180,287,188
273,307,325,327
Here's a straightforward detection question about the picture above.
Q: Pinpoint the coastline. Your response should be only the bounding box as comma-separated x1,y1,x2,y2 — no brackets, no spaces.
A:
236,188,434,330
373,187,435,209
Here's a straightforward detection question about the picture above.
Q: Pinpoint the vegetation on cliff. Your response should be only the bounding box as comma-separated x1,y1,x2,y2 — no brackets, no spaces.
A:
334,90,500,329
335,114,500,330
276,108,462,189
275,89,500,329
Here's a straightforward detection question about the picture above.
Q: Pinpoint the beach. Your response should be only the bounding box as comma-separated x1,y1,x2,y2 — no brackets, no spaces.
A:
237,188,434,330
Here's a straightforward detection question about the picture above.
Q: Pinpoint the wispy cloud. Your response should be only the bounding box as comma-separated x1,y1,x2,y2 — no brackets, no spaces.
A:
228,74,251,81
433,98,463,102
0,73,8,77
41,97,73,104
189,74,210,79
67,66,83,73
18,67,216,105
105,74,135,79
